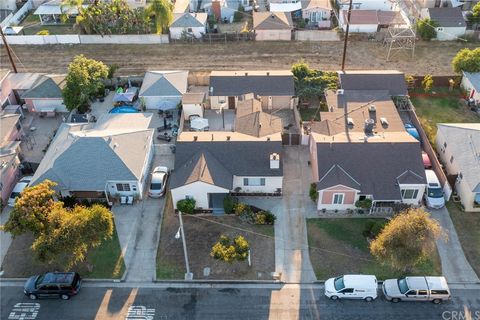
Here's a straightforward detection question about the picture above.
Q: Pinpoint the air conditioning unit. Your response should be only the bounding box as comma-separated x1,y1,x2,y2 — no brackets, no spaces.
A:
347,117,354,126
336,89,344,95
368,105,376,112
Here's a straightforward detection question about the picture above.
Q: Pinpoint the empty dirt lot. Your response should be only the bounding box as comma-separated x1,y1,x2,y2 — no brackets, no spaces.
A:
1,40,477,76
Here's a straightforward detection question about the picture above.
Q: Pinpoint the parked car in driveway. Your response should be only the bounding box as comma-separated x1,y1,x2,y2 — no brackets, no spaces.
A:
422,152,432,169
383,276,451,304
7,176,33,207
424,170,445,209
148,166,169,198
24,272,82,300
324,275,378,301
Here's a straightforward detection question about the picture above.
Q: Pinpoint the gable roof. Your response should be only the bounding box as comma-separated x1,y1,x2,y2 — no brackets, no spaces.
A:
235,111,283,138
463,72,480,92
437,123,480,192
302,0,332,10
30,114,154,191
171,12,207,28
309,119,345,136
21,75,65,99
397,170,426,184
338,70,407,96
317,164,361,190
170,141,283,189
139,71,188,97
0,114,21,145
341,10,406,26
426,8,466,28
253,12,293,30
210,70,295,96
315,142,426,200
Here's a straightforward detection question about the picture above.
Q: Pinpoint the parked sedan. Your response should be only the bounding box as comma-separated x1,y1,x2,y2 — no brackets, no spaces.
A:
422,152,432,169
148,166,169,198
7,176,33,207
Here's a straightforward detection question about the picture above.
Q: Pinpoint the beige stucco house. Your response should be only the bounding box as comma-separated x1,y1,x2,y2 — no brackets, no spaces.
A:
252,12,293,41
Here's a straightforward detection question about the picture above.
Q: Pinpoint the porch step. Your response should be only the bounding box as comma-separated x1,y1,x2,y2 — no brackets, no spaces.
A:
212,208,224,216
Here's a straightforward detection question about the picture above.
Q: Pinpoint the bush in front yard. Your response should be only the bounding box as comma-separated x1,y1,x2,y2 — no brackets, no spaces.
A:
234,202,249,216
223,196,236,214
177,198,196,214
210,235,249,263
355,199,372,209
309,183,318,202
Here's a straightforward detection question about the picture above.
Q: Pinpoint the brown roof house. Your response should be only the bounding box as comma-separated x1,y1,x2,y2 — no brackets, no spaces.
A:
253,12,293,41
339,9,407,33
306,71,426,213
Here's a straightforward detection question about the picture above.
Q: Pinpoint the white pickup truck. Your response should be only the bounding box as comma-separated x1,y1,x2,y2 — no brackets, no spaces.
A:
382,276,451,304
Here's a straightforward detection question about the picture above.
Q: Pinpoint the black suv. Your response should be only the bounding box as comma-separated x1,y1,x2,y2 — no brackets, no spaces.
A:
24,272,82,300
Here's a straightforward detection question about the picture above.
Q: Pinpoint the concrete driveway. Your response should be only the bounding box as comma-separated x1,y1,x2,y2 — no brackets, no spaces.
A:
0,206,13,269
113,144,174,282
430,207,480,283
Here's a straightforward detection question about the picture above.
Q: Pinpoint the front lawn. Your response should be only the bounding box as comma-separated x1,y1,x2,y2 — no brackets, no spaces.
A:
299,108,321,121
447,202,480,277
307,218,442,280
156,195,275,280
409,87,480,144
1,227,125,279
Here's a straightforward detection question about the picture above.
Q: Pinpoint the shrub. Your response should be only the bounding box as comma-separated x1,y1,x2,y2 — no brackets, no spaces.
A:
210,235,249,262
233,5,244,22
422,74,434,92
36,30,50,35
355,199,372,209
416,18,438,41
177,198,196,214
362,221,376,237
234,202,249,216
263,210,276,225
370,221,385,238
254,213,266,225
223,196,236,214
309,183,318,202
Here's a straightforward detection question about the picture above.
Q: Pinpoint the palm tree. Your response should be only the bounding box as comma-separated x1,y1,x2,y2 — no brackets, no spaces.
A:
147,0,173,34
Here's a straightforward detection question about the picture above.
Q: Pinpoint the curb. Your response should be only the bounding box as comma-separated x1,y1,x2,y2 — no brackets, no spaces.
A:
153,279,282,284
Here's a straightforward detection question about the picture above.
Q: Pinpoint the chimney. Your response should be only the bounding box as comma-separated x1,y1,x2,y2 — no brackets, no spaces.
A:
245,72,248,76
266,72,270,76
194,136,198,141
364,118,374,135
270,153,280,169
226,136,231,141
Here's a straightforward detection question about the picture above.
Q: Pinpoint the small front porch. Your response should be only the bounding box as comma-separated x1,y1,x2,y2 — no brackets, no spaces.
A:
208,192,229,215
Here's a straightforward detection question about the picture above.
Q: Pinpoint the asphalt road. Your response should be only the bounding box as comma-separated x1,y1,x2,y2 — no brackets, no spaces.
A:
1,283,479,320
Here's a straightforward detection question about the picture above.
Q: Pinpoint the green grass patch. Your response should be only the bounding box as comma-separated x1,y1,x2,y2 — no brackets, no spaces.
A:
299,108,321,121
156,261,184,280
447,201,480,277
307,218,442,280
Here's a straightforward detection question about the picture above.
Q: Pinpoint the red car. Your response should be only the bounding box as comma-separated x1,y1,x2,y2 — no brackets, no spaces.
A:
422,152,432,169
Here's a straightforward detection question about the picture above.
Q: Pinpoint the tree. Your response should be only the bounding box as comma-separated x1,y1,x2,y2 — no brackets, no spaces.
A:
451,48,480,73
177,198,196,214
466,2,480,29
416,18,438,41
3,180,58,236
62,55,108,112
370,208,444,272
32,204,114,268
233,4,245,23
148,0,173,34
291,61,338,102
422,74,434,92
210,235,249,263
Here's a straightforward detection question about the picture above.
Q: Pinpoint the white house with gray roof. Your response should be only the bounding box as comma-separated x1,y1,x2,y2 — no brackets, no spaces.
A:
169,13,207,39
139,71,188,110
436,123,480,212
30,113,155,200
420,7,466,41
461,71,480,105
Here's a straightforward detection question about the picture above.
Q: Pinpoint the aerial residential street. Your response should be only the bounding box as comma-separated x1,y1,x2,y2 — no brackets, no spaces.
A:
1,282,480,320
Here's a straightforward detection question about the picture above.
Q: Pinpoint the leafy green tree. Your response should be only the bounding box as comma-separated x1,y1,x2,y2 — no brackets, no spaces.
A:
291,61,338,101
32,204,114,268
210,235,249,263
422,74,434,92
148,0,173,34
466,2,480,29
451,48,480,73
3,180,58,236
233,4,245,23
62,55,108,112
416,18,438,41
370,208,444,272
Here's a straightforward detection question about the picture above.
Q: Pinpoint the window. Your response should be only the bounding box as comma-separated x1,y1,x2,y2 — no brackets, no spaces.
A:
431,290,449,295
187,28,193,32
132,185,137,192
401,189,419,200
40,285,58,291
332,193,344,205
185,195,193,200
406,290,417,296
417,290,428,295
450,155,454,163
243,178,266,186
340,288,354,293
116,184,131,192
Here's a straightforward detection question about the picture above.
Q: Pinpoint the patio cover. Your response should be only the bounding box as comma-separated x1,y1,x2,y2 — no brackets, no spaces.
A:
113,92,136,103
190,117,209,131
158,100,177,111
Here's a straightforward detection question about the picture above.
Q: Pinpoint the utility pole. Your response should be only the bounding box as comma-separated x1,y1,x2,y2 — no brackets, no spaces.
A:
341,0,354,71
177,211,193,280
0,27,18,73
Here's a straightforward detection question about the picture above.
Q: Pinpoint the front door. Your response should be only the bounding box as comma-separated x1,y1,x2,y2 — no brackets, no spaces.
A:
228,97,236,109
208,193,228,214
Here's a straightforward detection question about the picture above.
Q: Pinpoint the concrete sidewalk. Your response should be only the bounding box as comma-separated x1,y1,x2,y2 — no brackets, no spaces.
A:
430,207,479,283
0,207,13,269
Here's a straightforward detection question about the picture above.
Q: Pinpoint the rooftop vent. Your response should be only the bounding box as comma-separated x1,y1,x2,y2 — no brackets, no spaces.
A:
347,117,354,126
270,153,280,169
380,117,389,127
368,105,376,112
226,136,231,141
245,72,248,76
364,118,375,134
266,72,270,76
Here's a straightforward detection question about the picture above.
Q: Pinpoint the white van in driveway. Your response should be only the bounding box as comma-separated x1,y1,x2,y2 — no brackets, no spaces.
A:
383,276,451,304
424,170,445,209
324,275,378,301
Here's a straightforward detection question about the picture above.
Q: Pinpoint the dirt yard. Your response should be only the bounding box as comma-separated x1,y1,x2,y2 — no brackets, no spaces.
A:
2,41,476,76
156,196,275,280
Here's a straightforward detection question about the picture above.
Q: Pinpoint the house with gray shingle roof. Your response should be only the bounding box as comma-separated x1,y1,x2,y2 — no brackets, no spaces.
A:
21,74,67,113
170,141,283,211
169,12,207,39
139,71,188,110
30,113,155,200
421,7,466,41
436,123,480,212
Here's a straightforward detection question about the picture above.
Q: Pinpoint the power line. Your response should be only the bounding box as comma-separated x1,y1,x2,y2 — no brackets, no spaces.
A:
0,27,18,73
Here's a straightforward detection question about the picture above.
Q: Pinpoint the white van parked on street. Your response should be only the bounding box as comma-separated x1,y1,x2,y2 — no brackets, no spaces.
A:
324,275,378,301
424,170,445,209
